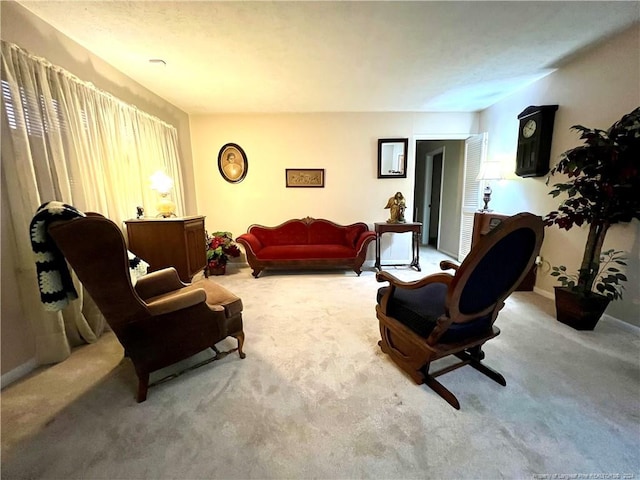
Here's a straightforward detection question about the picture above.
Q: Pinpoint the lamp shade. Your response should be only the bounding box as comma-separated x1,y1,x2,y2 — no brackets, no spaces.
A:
150,170,174,194
150,170,176,217
476,161,504,181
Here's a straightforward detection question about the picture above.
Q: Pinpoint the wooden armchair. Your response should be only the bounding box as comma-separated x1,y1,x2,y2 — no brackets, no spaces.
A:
48,213,245,402
375,212,543,409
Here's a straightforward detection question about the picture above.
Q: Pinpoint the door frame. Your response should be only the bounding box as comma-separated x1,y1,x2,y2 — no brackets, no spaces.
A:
413,133,473,256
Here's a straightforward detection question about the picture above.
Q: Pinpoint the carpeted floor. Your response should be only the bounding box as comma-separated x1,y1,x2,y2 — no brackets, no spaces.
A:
2,249,639,479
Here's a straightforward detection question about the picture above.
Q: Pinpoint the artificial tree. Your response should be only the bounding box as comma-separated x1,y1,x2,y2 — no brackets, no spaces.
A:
544,107,640,325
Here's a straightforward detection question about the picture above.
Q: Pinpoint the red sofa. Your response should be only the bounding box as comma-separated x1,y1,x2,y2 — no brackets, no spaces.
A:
236,217,376,278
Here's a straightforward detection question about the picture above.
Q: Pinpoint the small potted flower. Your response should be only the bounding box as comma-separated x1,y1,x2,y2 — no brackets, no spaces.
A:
206,231,241,275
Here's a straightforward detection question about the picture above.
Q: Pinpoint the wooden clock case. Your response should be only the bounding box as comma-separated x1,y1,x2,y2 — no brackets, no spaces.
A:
515,104,558,177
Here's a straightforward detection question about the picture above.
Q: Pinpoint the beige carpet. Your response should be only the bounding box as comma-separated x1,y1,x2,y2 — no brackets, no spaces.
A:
2,250,639,479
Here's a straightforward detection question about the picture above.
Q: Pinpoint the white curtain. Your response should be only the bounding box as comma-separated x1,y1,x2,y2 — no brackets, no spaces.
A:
1,41,186,364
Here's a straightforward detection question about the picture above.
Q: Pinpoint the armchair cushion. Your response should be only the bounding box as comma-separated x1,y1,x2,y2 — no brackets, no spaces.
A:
377,283,492,343
187,281,244,319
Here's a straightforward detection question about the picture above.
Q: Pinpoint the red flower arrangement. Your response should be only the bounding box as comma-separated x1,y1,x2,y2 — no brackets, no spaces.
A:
206,231,240,269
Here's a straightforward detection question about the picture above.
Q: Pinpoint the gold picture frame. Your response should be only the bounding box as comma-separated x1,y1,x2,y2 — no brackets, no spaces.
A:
285,168,325,188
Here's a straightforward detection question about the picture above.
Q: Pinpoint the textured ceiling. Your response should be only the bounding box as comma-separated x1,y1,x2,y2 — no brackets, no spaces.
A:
17,1,640,114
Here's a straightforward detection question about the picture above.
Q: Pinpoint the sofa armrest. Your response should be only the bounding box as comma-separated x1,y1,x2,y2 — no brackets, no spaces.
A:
134,267,187,300
355,230,376,253
236,233,263,255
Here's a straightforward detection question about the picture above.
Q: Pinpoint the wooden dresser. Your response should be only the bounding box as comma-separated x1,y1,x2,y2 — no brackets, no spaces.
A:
472,211,536,291
125,216,206,283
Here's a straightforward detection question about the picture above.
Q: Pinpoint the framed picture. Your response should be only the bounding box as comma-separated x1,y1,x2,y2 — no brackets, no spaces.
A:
378,138,408,178
218,143,248,183
285,168,325,188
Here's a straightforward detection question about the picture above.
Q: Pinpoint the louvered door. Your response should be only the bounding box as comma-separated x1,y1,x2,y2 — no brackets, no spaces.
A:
458,133,487,262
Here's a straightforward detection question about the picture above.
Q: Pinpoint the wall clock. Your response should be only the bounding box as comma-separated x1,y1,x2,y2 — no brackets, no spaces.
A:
515,105,558,177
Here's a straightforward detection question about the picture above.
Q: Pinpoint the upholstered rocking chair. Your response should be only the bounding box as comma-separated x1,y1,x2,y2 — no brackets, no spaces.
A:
48,213,245,402
375,212,543,409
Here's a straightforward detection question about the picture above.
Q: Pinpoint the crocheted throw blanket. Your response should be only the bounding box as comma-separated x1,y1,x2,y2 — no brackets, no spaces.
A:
30,202,85,311
30,201,149,312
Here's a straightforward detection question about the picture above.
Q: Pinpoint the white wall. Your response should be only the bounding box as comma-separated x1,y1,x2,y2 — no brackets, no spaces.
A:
189,112,478,263
480,23,640,326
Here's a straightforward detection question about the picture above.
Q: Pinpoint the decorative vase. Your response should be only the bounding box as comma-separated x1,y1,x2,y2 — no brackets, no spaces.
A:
554,287,610,331
207,263,226,276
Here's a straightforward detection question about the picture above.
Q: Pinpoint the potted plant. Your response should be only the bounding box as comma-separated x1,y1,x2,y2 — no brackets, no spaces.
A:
544,106,640,330
206,231,241,275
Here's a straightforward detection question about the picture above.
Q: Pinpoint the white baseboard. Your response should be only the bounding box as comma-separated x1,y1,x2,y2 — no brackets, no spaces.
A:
1,358,37,390
602,313,640,333
438,249,458,260
533,286,554,300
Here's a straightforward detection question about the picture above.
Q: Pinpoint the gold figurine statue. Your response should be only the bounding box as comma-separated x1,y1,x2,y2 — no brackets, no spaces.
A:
385,192,406,224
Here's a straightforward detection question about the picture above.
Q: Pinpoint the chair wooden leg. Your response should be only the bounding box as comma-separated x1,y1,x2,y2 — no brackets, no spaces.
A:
234,331,246,359
136,372,149,403
468,360,506,386
456,350,506,386
467,345,485,360
424,375,461,410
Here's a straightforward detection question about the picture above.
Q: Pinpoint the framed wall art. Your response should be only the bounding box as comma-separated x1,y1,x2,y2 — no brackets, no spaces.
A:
218,143,248,183
285,168,325,188
377,138,408,178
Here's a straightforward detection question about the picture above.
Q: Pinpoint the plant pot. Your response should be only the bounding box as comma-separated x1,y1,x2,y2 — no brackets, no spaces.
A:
554,287,610,331
207,263,226,276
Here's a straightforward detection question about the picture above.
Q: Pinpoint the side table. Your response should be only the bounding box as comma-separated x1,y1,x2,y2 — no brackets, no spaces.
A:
374,222,422,271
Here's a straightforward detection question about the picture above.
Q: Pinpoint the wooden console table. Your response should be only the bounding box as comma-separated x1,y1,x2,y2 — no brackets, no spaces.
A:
125,216,206,283
374,222,422,271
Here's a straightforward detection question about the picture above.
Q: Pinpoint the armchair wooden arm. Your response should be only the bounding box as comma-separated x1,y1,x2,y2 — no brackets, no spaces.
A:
439,260,459,271
376,270,454,290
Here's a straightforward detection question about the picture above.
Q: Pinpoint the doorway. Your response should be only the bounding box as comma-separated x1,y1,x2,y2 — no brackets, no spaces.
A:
413,139,466,259
427,150,443,246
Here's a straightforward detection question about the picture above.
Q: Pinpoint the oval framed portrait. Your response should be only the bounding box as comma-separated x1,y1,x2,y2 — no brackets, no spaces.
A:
217,143,248,183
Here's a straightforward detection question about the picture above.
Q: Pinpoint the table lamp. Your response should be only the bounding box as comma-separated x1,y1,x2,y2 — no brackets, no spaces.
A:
150,170,176,218
476,161,504,212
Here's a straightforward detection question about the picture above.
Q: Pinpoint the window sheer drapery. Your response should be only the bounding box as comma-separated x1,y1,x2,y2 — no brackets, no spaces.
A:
1,40,186,364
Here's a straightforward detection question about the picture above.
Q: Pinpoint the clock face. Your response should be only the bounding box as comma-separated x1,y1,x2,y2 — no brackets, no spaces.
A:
522,119,537,138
